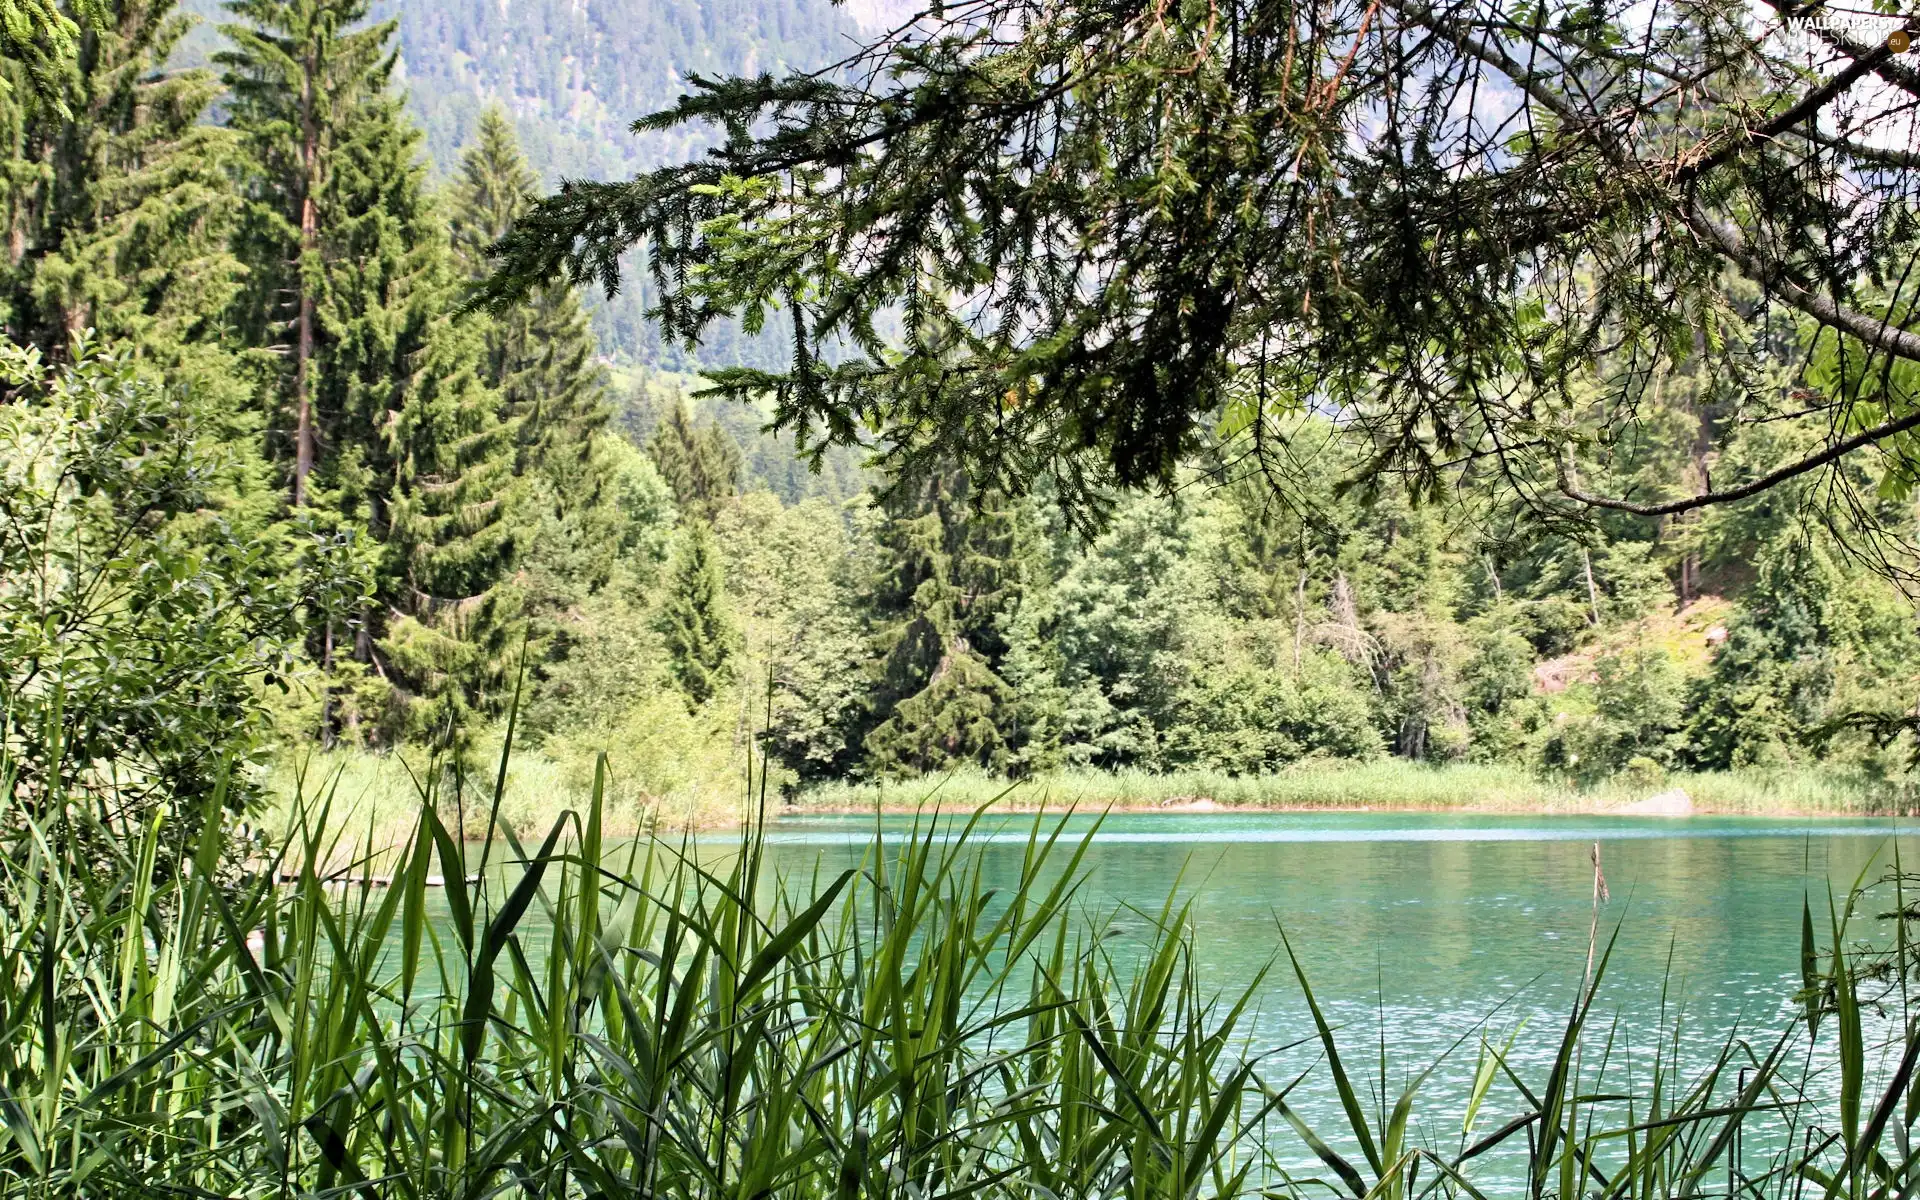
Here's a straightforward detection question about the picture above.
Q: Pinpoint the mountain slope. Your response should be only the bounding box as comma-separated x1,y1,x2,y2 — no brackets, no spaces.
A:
396,0,863,365
390,0,865,183
184,0,863,181
180,0,865,365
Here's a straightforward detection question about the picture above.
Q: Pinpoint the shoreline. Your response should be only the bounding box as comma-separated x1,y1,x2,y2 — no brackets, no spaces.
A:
267,753,1920,844
262,792,1919,866
779,760,1920,824
774,796,1920,821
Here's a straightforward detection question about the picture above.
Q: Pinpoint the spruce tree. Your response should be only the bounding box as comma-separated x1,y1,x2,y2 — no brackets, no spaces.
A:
224,0,519,746
2,0,241,354
380,309,521,745
446,108,629,702
449,107,609,500
0,1,102,112
0,0,271,528
860,468,1023,776
657,520,734,706
219,0,396,513
647,394,740,523
483,0,1920,550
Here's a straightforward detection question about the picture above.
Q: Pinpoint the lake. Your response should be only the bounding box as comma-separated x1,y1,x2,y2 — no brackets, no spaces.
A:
734,809,1916,1176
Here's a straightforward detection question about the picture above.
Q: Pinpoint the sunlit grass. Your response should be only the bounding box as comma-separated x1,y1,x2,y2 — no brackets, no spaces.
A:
267,747,1916,851
795,760,1910,817
259,717,751,847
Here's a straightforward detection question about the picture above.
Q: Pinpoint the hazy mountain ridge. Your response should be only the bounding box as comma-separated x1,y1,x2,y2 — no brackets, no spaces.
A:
390,0,865,365
386,0,866,184
182,0,864,182
176,0,865,365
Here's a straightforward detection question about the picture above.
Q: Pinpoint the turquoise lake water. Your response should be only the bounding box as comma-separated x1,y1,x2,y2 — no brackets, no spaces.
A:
427,808,1917,1180
734,809,1918,1176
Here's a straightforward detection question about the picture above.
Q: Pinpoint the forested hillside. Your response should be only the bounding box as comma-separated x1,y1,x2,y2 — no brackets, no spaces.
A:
393,0,863,181
174,0,863,365
179,0,862,178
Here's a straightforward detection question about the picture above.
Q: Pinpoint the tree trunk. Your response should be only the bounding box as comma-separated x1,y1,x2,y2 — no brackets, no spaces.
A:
344,610,373,739
292,47,320,508
319,617,336,749
1582,548,1601,625
1292,567,1307,673
1681,343,1713,606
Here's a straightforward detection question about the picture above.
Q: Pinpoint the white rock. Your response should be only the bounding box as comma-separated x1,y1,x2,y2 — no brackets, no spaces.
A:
1618,788,1694,817
1159,796,1220,811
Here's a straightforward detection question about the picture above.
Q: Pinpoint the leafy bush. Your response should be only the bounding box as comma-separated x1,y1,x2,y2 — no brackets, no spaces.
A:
1686,532,1920,771
1165,653,1383,772
538,689,758,828
0,341,292,836
1542,646,1686,781
1517,595,1589,658
714,492,869,782
1461,614,1545,760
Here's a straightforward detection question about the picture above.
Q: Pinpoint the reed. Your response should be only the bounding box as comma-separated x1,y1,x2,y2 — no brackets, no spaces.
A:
1,739,1916,1198
794,761,1910,817
267,752,1916,851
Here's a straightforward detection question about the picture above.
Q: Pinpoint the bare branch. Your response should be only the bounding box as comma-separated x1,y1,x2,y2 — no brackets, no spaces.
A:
1559,407,1920,517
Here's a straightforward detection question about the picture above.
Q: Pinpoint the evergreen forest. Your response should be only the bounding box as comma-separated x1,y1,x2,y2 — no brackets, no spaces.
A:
175,0,869,367
4,0,1920,834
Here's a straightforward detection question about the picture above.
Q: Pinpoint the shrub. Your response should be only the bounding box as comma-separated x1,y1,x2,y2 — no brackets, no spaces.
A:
0,341,292,842
1164,653,1384,772
1543,646,1686,782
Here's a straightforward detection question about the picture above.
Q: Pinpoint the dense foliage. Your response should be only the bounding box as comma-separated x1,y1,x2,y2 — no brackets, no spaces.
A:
0,343,290,833
485,0,1920,543
0,0,1916,836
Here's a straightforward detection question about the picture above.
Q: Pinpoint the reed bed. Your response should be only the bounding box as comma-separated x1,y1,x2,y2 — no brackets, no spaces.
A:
3,744,1918,1198
267,752,1915,852
794,761,1911,817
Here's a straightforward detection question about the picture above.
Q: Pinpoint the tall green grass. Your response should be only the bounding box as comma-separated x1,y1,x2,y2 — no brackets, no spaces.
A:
796,761,1914,816
258,733,704,849
3,740,1919,1197
268,751,1916,853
